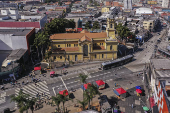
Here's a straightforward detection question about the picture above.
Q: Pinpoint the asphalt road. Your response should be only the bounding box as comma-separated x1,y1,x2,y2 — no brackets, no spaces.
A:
49,66,133,97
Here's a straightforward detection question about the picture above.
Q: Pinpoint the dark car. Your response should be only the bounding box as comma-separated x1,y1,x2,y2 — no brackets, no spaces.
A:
4,108,10,113
98,95,108,103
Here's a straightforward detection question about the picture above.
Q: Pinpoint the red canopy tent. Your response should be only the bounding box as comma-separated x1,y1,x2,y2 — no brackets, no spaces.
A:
34,66,41,71
96,80,105,86
59,90,68,96
136,89,142,93
96,80,105,90
84,83,92,89
115,87,127,95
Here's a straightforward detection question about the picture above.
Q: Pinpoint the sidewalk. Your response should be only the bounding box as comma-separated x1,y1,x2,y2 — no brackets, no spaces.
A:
13,72,148,113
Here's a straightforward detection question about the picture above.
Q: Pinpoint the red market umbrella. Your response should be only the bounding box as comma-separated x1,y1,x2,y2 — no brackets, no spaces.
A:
59,90,68,96
84,83,92,89
50,71,55,75
96,80,105,86
115,87,127,95
136,89,142,93
34,66,41,71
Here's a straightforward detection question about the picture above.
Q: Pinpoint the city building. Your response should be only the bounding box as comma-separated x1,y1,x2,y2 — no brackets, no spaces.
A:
124,0,132,10
146,59,170,112
0,8,47,32
50,18,118,62
0,28,35,52
162,0,169,8
0,28,35,77
101,7,110,13
143,20,154,32
135,7,153,16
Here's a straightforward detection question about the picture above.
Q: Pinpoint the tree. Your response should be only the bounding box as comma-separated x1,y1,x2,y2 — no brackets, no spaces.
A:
52,94,61,113
34,31,49,60
77,99,88,110
57,91,70,113
27,98,37,113
10,90,30,113
115,23,133,41
85,22,91,30
92,21,100,30
79,74,88,106
84,84,101,109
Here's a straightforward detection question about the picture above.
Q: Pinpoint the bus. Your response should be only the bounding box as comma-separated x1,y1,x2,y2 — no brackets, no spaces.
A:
101,54,134,70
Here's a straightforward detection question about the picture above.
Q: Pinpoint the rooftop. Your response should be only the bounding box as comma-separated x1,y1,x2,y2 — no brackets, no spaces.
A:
0,29,32,36
50,30,107,40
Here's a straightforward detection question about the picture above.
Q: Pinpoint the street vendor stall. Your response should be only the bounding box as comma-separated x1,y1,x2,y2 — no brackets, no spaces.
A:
34,66,41,75
113,87,127,99
81,83,92,90
96,80,105,90
59,90,69,96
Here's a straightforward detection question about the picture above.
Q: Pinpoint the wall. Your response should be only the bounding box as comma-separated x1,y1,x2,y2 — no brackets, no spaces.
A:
26,28,35,54
0,34,27,50
21,15,42,19
39,14,47,29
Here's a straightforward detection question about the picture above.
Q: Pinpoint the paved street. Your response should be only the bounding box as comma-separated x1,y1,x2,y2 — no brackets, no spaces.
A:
0,27,167,112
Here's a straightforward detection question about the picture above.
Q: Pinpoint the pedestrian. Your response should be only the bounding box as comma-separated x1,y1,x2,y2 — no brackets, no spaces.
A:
35,82,37,86
39,78,41,82
27,79,29,84
115,83,117,87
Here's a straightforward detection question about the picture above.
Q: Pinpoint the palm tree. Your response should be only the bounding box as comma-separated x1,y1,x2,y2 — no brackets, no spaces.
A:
27,98,37,113
77,99,88,111
52,95,61,113
84,84,101,109
57,91,70,113
10,90,30,113
79,74,88,101
89,84,101,107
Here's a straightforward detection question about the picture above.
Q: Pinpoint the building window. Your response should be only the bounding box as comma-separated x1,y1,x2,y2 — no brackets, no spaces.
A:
60,56,62,59
150,23,152,25
67,44,71,47
100,43,103,45
102,54,104,58
110,45,112,50
58,45,60,47
74,44,78,47
54,56,56,59
110,24,112,28
95,54,97,58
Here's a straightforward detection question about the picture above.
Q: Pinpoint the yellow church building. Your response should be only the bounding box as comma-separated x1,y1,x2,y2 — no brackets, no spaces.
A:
50,18,118,62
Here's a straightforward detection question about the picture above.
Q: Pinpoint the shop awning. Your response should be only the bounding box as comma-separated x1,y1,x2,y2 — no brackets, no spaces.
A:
34,66,41,71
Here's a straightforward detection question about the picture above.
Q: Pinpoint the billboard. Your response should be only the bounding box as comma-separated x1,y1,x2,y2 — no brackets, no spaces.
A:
157,82,169,113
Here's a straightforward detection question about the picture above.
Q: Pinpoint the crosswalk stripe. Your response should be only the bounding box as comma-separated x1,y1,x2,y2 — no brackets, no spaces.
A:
37,81,48,88
0,97,6,104
15,81,51,100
